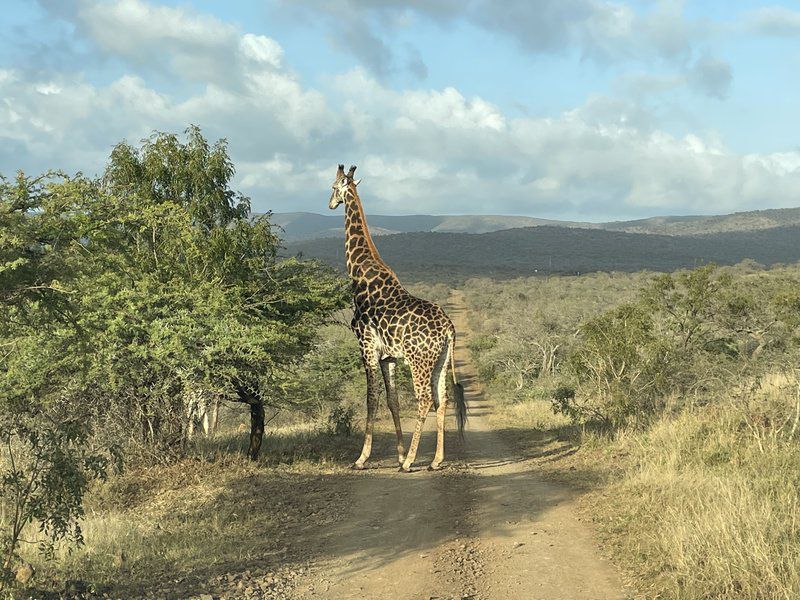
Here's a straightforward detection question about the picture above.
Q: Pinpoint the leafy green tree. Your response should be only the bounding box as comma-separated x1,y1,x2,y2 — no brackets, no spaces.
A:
0,172,112,587
81,126,347,459
565,302,671,426
1,126,347,580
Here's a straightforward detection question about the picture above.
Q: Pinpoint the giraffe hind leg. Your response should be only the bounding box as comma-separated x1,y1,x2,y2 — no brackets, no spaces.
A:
429,343,450,470
381,358,405,465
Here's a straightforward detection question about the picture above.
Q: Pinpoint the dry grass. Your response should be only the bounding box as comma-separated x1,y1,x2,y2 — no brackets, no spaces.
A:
486,373,800,599
12,418,363,597
592,376,800,599
500,397,572,431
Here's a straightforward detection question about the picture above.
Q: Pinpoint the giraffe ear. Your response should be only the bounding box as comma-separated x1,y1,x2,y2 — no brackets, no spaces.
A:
353,178,362,187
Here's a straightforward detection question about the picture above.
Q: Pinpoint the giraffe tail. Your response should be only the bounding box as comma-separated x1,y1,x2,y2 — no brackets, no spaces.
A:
449,332,467,440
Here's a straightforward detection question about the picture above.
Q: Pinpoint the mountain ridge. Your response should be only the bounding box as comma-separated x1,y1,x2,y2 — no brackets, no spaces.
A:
285,224,800,282
266,206,800,241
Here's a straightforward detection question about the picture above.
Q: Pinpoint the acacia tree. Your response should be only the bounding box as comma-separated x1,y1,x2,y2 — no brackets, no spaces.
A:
0,172,112,586
1,126,347,580
86,125,348,458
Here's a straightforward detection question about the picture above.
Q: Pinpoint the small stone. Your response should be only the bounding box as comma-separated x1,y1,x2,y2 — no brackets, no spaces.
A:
15,563,34,585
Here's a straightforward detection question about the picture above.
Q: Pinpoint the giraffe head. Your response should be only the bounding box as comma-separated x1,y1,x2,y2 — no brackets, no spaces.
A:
329,164,361,209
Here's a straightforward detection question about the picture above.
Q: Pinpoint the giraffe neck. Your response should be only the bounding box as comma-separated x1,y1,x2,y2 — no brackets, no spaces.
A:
343,189,396,282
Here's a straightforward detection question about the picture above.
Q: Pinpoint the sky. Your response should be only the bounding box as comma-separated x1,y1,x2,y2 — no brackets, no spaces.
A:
1,1,799,220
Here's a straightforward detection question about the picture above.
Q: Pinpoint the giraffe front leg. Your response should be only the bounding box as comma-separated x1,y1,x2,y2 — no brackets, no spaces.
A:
381,358,405,465
354,352,381,470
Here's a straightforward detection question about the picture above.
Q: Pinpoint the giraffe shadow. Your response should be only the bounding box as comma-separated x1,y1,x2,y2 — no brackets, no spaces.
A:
282,426,595,583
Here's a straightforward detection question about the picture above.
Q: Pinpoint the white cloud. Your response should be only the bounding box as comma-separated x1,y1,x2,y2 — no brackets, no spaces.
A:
318,71,799,217
76,0,238,82
290,0,701,66
3,0,335,176
239,34,284,69
745,6,800,37
2,0,798,221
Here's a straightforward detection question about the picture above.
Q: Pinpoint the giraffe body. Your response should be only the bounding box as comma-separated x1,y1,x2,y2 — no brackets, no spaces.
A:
329,165,466,471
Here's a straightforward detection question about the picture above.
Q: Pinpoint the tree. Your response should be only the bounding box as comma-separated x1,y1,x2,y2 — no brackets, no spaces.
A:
565,302,670,426
1,172,112,586
1,126,347,580
85,125,348,458
642,265,731,351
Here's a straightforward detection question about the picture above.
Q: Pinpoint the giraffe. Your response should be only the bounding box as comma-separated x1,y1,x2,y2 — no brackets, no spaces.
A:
328,164,466,472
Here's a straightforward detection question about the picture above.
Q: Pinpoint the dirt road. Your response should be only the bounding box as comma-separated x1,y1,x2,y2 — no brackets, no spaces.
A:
292,291,626,600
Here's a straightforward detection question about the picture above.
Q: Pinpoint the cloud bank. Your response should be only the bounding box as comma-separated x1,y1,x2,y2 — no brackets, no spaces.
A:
0,0,797,220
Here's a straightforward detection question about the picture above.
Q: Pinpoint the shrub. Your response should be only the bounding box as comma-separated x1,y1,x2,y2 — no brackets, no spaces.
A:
566,302,673,426
0,411,111,588
327,405,356,437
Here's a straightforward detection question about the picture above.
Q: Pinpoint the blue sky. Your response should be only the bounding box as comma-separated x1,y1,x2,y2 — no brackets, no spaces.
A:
1,1,799,220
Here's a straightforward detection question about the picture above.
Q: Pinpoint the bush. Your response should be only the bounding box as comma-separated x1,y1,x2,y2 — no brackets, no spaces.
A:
566,302,673,426
327,405,356,437
0,412,111,587
557,264,800,427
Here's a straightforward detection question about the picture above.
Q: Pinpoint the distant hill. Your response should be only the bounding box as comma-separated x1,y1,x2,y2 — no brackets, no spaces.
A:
268,212,592,241
603,207,800,236
268,207,800,242
285,225,800,281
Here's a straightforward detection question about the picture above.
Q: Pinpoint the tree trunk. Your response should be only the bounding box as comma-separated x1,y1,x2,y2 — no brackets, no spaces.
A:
247,401,265,461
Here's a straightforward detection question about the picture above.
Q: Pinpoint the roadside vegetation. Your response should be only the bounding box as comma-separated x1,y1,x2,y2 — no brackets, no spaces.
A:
0,126,362,595
0,127,444,596
464,263,800,599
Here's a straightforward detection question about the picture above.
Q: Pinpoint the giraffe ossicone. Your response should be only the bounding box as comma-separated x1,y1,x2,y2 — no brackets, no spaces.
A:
328,164,467,472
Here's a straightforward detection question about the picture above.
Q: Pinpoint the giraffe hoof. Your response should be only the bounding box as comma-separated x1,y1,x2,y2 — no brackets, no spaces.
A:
398,466,412,473
351,462,366,471
428,463,443,471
